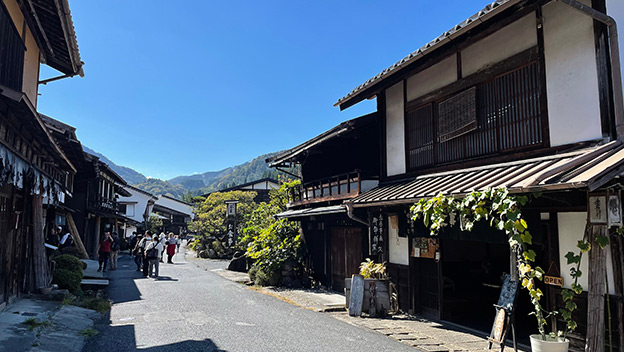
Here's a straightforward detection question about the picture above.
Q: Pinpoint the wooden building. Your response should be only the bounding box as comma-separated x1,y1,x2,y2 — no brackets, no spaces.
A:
267,112,380,291
152,195,194,235
324,0,624,350
117,184,158,237
204,178,280,203
40,115,134,257
0,0,83,308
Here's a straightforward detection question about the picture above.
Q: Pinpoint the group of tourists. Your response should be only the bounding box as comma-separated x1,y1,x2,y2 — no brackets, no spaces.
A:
128,231,180,279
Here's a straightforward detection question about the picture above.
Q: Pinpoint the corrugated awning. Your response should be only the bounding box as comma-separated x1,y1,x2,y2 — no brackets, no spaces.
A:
351,142,624,207
276,205,346,219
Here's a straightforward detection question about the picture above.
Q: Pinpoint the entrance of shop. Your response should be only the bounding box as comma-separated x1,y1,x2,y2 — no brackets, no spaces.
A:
330,227,362,292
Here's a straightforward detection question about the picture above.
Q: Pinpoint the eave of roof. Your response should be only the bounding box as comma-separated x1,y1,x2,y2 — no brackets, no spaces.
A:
267,112,378,167
217,178,280,193
350,141,624,207
24,0,83,76
334,0,522,109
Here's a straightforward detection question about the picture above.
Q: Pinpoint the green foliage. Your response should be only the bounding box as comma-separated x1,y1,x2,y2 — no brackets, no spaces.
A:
243,179,306,286
189,190,258,241
359,259,388,280
188,239,202,251
75,297,111,314
53,269,83,295
133,178,188,199
54,255,84,273
411,188,551,337
147,214,163,234
53,254,84,295
22,318,51,331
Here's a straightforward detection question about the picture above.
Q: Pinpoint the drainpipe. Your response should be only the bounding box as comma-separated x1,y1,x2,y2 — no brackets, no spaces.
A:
344,201,368,226
555,0,624,139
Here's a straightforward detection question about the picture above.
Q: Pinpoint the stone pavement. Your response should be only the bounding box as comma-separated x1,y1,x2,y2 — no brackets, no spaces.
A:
0,296,101,352
188,254,529,352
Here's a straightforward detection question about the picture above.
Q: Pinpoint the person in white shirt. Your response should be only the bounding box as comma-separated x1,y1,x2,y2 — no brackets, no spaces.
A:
145,235,163,279
159,233,167,263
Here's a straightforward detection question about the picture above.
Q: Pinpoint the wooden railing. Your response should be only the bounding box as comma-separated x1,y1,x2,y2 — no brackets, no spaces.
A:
289,171,361,205
0,4,25,91
90,196,118,213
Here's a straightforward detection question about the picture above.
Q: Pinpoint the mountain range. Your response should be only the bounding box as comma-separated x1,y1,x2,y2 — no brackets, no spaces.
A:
83,146,289,199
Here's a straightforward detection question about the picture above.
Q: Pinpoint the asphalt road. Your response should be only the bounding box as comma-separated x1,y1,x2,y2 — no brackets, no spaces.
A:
83,247,415,352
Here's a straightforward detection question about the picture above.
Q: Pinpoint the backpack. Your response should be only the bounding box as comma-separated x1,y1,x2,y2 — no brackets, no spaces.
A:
111,238,120,251
145,244,158,260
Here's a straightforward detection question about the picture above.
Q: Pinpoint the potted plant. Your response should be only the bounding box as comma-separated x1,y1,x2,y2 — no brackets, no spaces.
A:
345,259,391,316
409,188,612,352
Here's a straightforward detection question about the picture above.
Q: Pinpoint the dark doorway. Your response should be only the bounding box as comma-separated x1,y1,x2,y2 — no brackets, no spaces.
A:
330,227,362,292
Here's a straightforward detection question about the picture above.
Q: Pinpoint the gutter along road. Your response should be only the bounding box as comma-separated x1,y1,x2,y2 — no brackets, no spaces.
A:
83,247,415,352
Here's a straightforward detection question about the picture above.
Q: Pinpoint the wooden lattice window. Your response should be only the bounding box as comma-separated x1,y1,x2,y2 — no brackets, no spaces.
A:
405,61,543,171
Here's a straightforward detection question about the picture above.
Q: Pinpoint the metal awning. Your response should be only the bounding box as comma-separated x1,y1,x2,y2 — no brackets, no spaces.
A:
351,142,624,207
276,205,346,219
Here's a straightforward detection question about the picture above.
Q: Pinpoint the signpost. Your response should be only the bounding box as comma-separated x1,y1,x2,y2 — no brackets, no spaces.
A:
224,200,239,248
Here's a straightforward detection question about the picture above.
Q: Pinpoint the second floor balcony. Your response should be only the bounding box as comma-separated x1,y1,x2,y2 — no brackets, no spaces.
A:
288,171,378,207
0,4,25,92
90,195,118,214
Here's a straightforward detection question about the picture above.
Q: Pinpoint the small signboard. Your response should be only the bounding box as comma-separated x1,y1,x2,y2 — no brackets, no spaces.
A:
544,275,564,287
492,309,506,343
608,194,622,227
488,274,519,351
348,274,364,317
589,195,607,224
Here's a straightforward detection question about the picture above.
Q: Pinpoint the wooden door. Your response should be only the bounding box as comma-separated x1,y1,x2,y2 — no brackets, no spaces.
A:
330,227,362,292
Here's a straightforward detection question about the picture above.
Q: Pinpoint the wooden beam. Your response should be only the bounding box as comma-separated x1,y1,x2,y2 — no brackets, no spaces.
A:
66,212,88,259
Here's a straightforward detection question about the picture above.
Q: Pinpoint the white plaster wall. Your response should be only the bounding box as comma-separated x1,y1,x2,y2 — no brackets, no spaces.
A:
406,55,457,101
388,214,409,265
607,0,624,96
118,188,153,223
155,196,194,217
462,13,537,76
22,28,39,106
385,82,406,176
543,0,603,147
557,212,615,295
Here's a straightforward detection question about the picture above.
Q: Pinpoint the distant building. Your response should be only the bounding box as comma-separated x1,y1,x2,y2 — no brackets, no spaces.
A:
202,178,279,203
152,195,194,235
117,185,158,238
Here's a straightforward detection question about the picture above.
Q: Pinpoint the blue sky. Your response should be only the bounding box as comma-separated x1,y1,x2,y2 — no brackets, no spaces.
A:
38,1,493,180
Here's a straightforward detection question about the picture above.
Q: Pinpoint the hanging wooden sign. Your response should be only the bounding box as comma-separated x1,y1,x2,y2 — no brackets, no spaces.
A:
544,261,564,287
544,275,564,287
588,194,607,224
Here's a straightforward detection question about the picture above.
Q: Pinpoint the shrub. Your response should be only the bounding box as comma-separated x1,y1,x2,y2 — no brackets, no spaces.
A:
54,255,84,274
53,269,82,295
254,267,280,286
248,265,259,282
60,246,85,259
212,240,226,256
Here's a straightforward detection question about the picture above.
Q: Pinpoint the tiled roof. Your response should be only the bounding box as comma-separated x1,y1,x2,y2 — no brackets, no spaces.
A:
334,0,520,108
350,142,624,207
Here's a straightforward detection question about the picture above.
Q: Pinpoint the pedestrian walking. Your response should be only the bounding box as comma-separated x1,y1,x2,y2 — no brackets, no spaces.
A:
109,232,121,270
97,231,113,272
133,234,144,271
175,235,181,253
159,233,167,263
129,232,138,257
140,231,152,276
145,235,163,279
166,235,177,263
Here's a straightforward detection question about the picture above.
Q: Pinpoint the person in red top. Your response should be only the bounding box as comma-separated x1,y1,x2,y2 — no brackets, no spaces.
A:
97,231,113,272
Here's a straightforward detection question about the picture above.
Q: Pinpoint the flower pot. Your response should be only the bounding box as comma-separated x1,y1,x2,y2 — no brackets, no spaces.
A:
529,334,569,352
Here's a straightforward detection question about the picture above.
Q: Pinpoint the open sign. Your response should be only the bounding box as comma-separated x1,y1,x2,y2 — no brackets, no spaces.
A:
544,275,563,287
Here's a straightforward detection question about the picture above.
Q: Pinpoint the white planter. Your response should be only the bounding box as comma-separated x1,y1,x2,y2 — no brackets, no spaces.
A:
529,334,569,352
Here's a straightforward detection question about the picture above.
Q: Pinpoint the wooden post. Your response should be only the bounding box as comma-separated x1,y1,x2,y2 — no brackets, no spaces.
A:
586,224,607,352
92,216,101,258
610,232,624,351
66,213,88,259
31,194,49,290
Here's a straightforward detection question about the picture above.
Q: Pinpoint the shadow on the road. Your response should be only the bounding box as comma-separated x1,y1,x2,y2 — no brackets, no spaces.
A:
106,255,144,303
139,339,226,351
153,276,178,281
